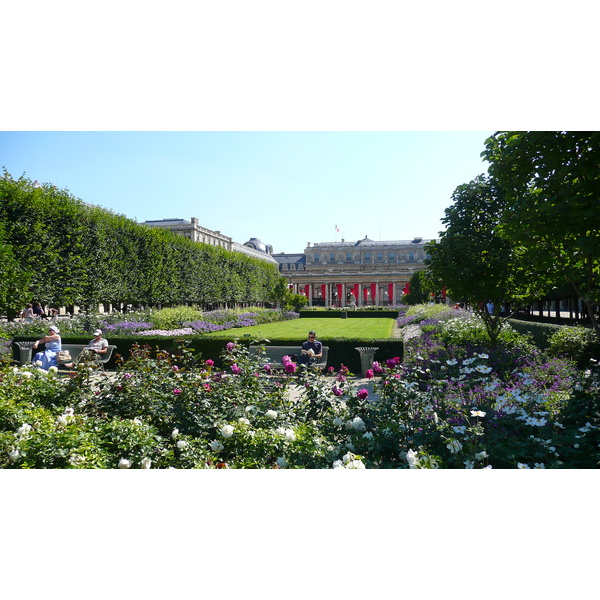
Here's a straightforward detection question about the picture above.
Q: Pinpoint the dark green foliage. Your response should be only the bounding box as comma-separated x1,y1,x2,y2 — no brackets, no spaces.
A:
0,172,282,309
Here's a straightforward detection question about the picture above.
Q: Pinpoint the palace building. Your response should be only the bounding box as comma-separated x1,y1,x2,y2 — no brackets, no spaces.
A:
273,236,432,307
143,218,432,307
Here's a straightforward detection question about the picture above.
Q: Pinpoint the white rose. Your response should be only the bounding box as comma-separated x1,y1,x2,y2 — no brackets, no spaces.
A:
176,440,189,450
118,458,131,469
16,423,32,438
220,425,234,438
8,449,21,463
210,440,224,453
171,428,179,439
140,457,152,469
265,410,278,419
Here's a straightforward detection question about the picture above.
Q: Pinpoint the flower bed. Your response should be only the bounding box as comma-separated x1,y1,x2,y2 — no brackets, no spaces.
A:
1,305,599,467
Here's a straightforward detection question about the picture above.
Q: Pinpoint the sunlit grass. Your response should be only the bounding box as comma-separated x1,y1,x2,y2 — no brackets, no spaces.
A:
204,318,395,340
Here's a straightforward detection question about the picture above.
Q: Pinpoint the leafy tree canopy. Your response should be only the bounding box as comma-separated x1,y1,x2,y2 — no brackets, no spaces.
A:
482,131,600,338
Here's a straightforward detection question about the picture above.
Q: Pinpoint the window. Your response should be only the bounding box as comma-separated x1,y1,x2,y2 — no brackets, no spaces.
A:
376,252,383,262
290,264,295,270
346,252,352,262
281,264,288,271
364,252,371,262
297,264,304,270
389,252,395,262
314,253,320,263
330,253,336,263
409,252,415,261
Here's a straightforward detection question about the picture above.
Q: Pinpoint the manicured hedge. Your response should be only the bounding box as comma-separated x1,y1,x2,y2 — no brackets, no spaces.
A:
0,174,281,315
298,310,399,319
12,334,403,374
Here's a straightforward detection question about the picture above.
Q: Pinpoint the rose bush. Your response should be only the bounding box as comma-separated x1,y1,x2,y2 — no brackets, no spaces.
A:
1,308,599,468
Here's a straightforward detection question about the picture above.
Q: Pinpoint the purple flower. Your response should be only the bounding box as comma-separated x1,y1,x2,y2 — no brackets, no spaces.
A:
372,361,383,374
205,359,214,367
386,357,400,369
263,364,272,373
284,362,297,374
124,373,132,379
357,388,369,400
226,342,236,352
366,369,374,379
231,364,241,374
332,386,343,397
173,388,182,395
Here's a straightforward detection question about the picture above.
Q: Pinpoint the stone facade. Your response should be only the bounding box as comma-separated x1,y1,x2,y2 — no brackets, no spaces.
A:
143,218,277,264
273,236,432,306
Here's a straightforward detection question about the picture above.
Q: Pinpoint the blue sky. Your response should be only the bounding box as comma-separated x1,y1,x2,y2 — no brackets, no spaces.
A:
1,131,494,254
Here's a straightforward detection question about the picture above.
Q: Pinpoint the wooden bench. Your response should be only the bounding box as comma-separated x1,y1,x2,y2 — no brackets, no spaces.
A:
248,345,329,371
57,344,117,371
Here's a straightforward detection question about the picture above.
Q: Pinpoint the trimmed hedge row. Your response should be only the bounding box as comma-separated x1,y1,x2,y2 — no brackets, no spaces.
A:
298,310,399,319
12,335,403,374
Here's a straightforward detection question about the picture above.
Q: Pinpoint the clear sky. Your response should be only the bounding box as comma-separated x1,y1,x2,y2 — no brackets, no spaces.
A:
1,131,494,254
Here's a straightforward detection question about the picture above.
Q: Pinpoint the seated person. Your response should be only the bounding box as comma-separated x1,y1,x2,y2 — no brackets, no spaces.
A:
32,325,62,370
68,329,109,367
32,302,46,319
297,330,323,367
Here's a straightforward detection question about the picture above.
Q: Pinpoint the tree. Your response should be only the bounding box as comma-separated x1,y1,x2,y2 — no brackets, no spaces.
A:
425,175,544,345
482,131,600,339
0,222,32,319
403,271,431,305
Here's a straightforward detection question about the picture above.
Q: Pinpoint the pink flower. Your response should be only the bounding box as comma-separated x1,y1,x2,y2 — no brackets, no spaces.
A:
205,359,214,367
116,384,122,391
357,388,369,400
282,355,292,365
173,388,182,395
263,364,272,373
172,366,179,372
284,361,297,374
327,366,334,374
226,342,236,352
366,369,374,379
386,357,400,369
231,364,241,374
332,386,343,397
372,361,383,374
203,383,212,392
124,373,132,379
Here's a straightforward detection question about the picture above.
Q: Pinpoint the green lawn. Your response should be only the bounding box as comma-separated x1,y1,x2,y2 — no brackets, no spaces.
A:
205,318,395,340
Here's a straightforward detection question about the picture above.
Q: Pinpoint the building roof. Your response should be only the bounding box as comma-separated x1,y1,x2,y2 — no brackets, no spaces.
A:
310,237,433,249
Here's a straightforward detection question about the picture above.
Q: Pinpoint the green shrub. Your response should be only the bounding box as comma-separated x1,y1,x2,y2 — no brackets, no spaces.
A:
151,306,204,329
547,326,596,362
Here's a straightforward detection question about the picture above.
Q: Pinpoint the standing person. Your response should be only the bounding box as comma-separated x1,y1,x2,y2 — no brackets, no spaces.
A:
32,325,62,370
20,304,34,322
486,300,495,316
297,330,323,367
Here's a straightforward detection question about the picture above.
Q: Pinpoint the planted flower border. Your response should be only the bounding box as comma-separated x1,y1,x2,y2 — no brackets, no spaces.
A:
1,306,599,468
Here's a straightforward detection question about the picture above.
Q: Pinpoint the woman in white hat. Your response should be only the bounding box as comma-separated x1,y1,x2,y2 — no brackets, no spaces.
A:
32,325,62,370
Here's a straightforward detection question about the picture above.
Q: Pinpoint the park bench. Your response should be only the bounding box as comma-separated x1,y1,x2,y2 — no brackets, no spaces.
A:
248,345,329,371
57,344,117,371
